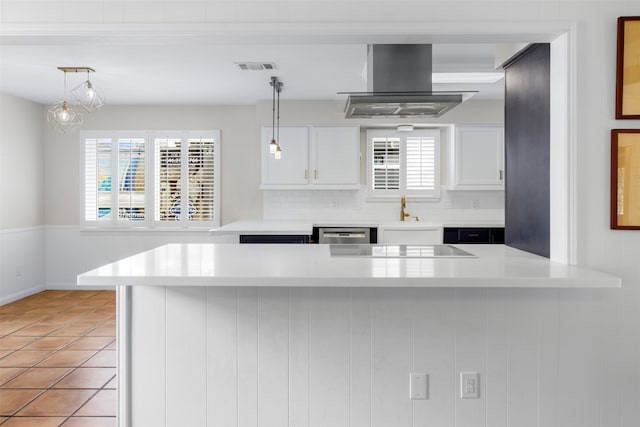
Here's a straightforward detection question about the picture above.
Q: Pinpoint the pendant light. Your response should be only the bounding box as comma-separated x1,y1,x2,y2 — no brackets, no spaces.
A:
71,67,105,114
47,68,83,134
269,76,283,158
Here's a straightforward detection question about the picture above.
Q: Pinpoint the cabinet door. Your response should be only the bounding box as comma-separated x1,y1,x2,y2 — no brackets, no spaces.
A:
261,126,310,186
381,227,443,244
311,126,360,185
451,126,504,190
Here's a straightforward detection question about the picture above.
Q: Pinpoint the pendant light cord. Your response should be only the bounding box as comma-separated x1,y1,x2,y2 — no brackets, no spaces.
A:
271,79,276,141
276,82,280,144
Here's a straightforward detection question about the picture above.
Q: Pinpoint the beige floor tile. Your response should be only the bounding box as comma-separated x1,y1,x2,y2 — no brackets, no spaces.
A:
48,323,98,337
75,389,117,417
85,326,115,337
0,351,54,368
62,416,117,426
36,351,97,368
64,336,114,351
0,389,42,416
10,324,60,337
103,376,116,389
0,291,117,425
1,416,67,427
16,389,95,417
2,368,72,389
0,367,26,387
0,323,32,336
81,351,116,368
22,336,78,351
54,367,115,389
0,337,37,351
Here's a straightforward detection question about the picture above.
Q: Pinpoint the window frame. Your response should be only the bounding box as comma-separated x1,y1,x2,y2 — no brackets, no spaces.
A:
80,130,221,230
366,128,441,200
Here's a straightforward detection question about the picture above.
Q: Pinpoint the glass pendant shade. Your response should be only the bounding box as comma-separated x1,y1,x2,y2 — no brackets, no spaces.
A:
71,79,105,113
274,145,282,159
269,139,278,154
47,101,83,134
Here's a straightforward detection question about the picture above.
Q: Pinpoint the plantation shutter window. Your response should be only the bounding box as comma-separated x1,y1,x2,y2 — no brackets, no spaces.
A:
82,130,220,229
372,137,400,190
118,138,146,221
406,135,437,191
367,129,440,198
83,137,113,222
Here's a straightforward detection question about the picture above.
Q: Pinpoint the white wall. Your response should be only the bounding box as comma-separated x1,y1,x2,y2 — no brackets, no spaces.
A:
0,93,46,303
42,105,259,287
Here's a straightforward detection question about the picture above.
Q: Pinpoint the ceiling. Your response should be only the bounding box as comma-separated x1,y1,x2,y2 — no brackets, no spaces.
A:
0,42,504,106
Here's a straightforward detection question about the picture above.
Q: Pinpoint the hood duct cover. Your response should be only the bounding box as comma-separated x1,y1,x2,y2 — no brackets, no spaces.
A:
342,44,475,119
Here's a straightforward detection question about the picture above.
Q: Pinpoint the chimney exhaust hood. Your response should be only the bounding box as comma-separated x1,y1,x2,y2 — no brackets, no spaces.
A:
341,44,476,119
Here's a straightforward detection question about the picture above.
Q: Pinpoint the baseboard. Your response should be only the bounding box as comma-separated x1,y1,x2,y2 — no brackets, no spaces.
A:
46,282,115,291
0,284,46,306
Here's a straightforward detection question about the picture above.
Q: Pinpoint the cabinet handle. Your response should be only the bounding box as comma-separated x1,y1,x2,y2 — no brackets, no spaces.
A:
314,169,318,179
468,233,480,237
499,169,503,180
304,169,308,179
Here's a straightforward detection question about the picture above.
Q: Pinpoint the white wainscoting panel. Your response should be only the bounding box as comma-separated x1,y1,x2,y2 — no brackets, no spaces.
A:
125,285,636,427
0,227,45,305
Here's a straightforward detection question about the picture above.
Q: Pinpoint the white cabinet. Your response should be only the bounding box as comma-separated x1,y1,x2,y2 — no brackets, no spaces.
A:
380,226,443,244
449,125,504,190
311,126,360,185
261,125,360,189
262,126,309,186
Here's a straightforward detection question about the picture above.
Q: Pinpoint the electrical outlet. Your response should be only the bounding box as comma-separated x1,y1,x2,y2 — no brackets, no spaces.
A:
460,372,479,399
409,372,428,400
472,199,480,209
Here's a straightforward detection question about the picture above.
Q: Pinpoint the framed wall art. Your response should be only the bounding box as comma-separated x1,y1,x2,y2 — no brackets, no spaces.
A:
616,17,640,119
611,129,640,229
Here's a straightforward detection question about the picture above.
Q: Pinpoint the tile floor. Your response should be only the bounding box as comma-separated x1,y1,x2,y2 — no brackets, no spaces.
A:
0,290,116,426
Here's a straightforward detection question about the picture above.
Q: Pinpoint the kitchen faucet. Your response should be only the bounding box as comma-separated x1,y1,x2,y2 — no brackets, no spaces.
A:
400,196,410,221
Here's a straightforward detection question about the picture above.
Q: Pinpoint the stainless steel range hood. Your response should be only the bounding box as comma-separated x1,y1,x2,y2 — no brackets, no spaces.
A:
342,44,475,119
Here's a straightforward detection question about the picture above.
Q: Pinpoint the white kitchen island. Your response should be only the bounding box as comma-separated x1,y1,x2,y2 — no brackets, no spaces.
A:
77,243,620,427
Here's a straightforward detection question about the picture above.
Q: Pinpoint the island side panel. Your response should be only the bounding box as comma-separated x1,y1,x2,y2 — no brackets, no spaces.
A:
412,288,457,426
308,288,351,427
121,285,578,427
165,287,207,426
206,287,239,427
130,286,166,427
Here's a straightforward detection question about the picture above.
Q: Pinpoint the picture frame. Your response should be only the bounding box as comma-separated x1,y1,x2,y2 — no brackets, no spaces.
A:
611,129,640,229
616,17,640,119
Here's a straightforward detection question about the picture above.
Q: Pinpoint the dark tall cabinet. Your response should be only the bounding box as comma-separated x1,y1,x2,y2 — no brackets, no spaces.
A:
503,44,551,258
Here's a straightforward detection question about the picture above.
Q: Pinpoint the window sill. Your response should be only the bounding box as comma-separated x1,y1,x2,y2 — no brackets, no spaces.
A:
80,226,214,235
365,195,441,203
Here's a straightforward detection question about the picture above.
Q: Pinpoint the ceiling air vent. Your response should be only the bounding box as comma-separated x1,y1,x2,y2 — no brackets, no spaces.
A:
235,62,277,71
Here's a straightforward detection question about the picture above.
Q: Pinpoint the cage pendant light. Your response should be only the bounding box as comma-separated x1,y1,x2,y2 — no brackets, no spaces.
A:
47,68,83,134
71,68,105,113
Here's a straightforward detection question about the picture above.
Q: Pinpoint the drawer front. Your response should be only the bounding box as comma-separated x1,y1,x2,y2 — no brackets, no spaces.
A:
458,228,490,242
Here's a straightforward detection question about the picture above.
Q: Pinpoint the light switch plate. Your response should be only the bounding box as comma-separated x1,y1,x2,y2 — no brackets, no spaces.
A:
410,372,428,400
460,372,479,399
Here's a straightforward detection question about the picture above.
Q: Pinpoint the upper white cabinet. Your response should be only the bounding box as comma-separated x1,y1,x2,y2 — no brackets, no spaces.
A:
261,126,310,186
261,125,360,189
449,125,504,190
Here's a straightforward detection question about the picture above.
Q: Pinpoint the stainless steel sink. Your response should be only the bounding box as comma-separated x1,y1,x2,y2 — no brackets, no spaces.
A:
329,244,475,258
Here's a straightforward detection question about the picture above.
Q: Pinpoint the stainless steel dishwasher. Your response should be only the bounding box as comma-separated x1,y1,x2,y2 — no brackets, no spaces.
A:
317,227,373,244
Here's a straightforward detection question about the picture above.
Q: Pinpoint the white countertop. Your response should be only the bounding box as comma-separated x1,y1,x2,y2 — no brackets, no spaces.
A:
209,219,505,236
77,243,620,289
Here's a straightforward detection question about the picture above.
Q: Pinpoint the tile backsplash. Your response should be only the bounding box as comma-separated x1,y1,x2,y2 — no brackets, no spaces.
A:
263,187,504,222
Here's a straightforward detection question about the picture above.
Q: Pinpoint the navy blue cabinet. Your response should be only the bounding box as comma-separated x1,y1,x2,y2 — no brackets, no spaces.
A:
443,227,505,244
